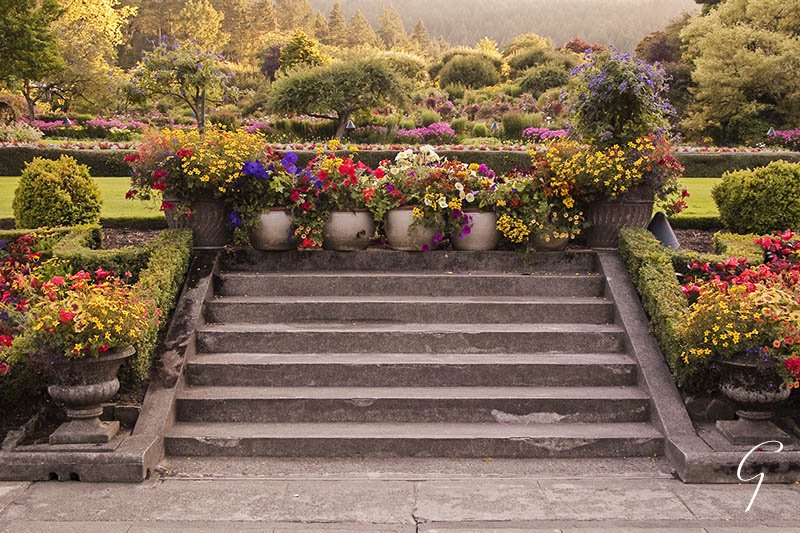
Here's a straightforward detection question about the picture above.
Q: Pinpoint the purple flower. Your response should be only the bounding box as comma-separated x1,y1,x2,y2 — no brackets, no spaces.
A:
460,225,472,238
242,160,269,179
433,232,444,245
421,244,430,252
282,152,301,174
227,211,243,228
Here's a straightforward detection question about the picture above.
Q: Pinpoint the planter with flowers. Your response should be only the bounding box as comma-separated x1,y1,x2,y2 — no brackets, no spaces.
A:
372,146,449,251
444,162,500,251
308,152,378,251
126,129,271,248
679,236,800,443
233,154,300,251
5,270,158,444
566,50,683,248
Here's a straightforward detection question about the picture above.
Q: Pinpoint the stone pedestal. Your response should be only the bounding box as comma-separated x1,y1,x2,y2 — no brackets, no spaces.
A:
49,416,120,445
716,419,792,446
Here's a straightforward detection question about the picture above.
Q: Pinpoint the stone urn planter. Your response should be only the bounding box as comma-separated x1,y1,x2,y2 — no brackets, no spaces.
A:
452,210,498,251
248,208,295,251
585,185,654,248
323,210,375,251
47,345,135,445
162,196,189,230
713,354,793,445
189,198,232,249
385,207,440,251
531,233,570,252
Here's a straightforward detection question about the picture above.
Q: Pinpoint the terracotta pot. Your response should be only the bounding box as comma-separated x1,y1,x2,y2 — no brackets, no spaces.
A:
323,210,375,251
385,207,441,251
47,346,135,445
189,199,232,249
714,355,791,421
249,208,295,251
585,185,654,248
531,233,570,251
452,210,498,251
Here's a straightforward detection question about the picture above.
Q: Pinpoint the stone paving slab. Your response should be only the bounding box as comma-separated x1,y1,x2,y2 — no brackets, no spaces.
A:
0,483,29,514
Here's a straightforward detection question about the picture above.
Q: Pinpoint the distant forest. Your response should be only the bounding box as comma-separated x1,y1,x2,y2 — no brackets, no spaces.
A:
308,0,699,50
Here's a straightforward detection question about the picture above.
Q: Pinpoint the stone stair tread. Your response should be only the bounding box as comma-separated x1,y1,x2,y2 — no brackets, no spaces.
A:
209,295,610,304
197,322,624,333
167,421,662,439
176,385,648,400
219,271,600,278
189,352,636,365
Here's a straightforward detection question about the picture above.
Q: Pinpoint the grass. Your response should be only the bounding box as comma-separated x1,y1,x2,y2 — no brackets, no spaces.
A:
0,177,162,220
676,177,720,217
0,175,725,222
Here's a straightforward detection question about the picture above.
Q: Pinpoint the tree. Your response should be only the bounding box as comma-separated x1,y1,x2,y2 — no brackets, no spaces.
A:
476,37,500,56
251,0,278,35
681,0,800,143
325,2,348,47
130,42,232,133
348,10,380,48
0,0,64,119
503,33,552,58
378,7,407,49
174,0,228,53
410,20,430,50
214,0,262,63
439,55,500,89
47,0,135,113
279,31,329,74
312,11,329,42
274,0,313,32
269,58,408,138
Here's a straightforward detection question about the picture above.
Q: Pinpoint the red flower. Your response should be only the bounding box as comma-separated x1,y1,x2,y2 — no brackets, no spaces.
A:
0,362,9,376
98,345,109,353
301,238,314,248
363,188,375,202
373,168,385,180
0,335,12,347
125,189,138,199
123,154,140,163
50,276,65,286
301,201,312,211
290,190,301,203
152,181,166,191
95,267,111,281
59,309,75,323
161,200,174,211
176,149,193,158
785,356,800,379
153,169,168,180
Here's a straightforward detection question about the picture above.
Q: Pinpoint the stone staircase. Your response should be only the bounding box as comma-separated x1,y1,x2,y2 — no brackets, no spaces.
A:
164,250,664,458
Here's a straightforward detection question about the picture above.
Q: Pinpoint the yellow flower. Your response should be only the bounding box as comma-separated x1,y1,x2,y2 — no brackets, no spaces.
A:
412,207,424,218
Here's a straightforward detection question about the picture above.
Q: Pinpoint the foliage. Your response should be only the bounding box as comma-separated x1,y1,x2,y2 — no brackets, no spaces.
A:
712,161,800,234
129,42,233,133
230,151,302,229
568,49,673,145
438,54,500,90
268,58,408,138
279,31,330,74
13,156,102,228
501,113,540,139
519,65,569,98
174,0,229,53
0,122,44,142
681,0,800,144
396,123,456,144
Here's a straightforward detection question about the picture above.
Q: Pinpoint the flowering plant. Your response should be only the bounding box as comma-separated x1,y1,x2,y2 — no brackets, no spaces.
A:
309,152,379,212
5,270,159,367
395,122,457,144
228,151,301,231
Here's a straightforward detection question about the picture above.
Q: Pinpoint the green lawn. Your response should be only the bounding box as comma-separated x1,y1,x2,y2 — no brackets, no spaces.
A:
0,175,724,221
677,177,720,217
0,177,161,220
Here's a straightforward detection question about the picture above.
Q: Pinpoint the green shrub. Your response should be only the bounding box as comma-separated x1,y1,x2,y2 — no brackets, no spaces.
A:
667,215,722,231
442,84,466,100
398,117,416,130
13,156,102,229
420,109,442,127
52,227,152,278
501,112,542,139
712,232,762,261
519,64,569,97
712,160,800,234
472,123,489,137
439,55,500,89
501,83,523,98
618,228,716,393
450,118,469,134
208,108,242,130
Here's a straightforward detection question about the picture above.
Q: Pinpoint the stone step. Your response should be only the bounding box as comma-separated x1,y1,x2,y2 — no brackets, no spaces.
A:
195,322,627,354
174,386,650,424
215,271,606,298
220,249,598,273
164,422,664,458
204,295,615,324
185,352,638,387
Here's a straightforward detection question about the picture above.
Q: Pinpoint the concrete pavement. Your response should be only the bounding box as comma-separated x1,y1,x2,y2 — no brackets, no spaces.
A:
0,458,798,532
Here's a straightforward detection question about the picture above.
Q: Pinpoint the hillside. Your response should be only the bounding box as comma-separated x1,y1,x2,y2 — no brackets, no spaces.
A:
308,0,699,51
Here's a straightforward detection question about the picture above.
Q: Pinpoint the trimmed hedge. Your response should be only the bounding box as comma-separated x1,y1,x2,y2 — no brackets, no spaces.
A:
618,228,716,393
51,227,152,277
3,146,798,178
712,232,762,260
667,215,722,231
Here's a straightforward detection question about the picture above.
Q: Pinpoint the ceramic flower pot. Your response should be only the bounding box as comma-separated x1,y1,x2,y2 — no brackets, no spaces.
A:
385,207,440,251
162,196,189,230
585,185,654,249
531,233,570,251
248,208,295,251
189,199,232,249
323,210,375,251
714,355,791,421
47,346,135,445
452,210,498,251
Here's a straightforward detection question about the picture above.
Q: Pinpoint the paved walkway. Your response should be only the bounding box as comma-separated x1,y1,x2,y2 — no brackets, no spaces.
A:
0,458,798,532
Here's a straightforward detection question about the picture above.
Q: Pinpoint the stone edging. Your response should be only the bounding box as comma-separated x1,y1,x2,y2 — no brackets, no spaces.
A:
597,251,800,483
0,250,220,483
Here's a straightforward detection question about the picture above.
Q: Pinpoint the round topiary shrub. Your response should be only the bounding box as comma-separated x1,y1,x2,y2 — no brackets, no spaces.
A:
439,55,500,89
13,156,102,229
520,64,569,97
712,160,800,234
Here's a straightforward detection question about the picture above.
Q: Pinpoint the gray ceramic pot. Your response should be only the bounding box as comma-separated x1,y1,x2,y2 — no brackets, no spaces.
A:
248,208,295,251
385,208,439,251
323,210,375,251
452,210,499,251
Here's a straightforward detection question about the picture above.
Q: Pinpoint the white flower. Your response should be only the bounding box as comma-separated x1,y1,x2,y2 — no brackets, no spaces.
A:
465,192,475,203
438,197,448,209
455,182,464,191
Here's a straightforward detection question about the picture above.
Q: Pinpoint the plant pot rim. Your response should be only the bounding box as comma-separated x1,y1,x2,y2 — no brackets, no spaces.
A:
60,345,136,364
266,206,291,212
329,208,371,213
461,208,495,213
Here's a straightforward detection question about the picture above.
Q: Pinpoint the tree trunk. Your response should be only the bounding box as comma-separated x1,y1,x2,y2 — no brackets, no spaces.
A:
198,88,207,134
334,113,349,139
23,86,36,121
